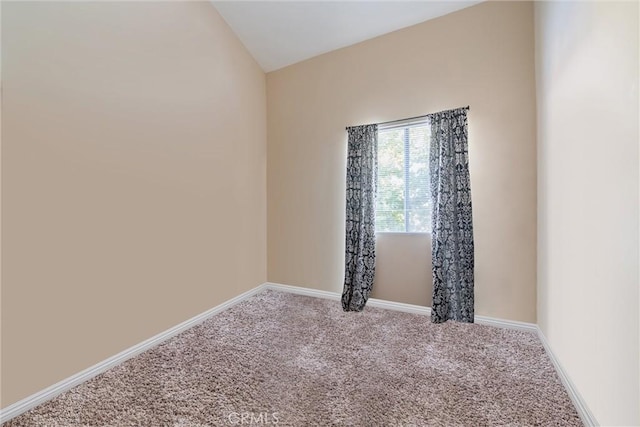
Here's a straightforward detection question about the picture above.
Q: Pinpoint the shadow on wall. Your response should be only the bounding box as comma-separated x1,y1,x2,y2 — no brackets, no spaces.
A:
371,233,432,306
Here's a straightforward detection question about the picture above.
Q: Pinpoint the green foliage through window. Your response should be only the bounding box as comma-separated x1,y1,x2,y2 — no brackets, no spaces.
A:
376,122,431,232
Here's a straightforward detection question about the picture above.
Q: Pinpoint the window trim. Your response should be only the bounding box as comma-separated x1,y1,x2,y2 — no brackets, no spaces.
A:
378,117,428,131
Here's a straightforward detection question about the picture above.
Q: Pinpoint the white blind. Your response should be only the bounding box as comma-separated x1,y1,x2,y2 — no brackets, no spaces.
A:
376,122,431,232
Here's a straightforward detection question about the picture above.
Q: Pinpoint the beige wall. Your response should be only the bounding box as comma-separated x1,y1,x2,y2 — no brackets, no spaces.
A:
536,2,639,425
267,1,537,322
1,1,266,407
373,234,431,306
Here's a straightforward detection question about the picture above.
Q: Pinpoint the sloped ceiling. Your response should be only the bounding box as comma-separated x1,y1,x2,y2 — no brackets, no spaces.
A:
212,1,483,72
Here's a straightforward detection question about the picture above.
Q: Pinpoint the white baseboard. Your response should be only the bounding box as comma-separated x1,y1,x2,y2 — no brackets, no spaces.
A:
263,282,341,301
2,281,597,427
0,283,268,424
264,281,431,315
536,328,599,427
474,314,538,332
265,282,536,331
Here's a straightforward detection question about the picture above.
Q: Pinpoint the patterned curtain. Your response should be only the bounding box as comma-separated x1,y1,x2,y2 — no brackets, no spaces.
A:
342,124,378,312
429,107,474,323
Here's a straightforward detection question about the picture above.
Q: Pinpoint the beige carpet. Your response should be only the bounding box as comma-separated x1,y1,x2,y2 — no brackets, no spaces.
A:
5,289,582,426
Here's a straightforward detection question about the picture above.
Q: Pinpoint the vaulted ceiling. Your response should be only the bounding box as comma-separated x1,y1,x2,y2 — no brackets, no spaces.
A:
212,1,483,72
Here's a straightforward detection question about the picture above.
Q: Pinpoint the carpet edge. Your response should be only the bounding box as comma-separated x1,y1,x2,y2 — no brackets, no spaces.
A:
536,328,599,427
0,283,268,424
265,282,538,331
266,281,596,427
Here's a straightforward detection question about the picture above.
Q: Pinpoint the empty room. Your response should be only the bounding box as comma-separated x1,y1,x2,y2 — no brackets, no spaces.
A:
1,1,638,426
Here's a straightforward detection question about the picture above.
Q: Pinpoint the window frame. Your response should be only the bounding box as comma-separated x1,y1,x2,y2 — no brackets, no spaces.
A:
376,119,431,234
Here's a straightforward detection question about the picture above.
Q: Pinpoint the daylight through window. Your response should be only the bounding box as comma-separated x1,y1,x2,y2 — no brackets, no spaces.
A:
376,121,431,232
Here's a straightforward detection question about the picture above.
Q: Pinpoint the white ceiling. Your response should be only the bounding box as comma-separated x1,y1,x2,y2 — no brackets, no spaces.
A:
212,1,483,72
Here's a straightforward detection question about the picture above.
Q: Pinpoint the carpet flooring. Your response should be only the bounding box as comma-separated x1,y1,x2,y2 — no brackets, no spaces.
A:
5,290,582,426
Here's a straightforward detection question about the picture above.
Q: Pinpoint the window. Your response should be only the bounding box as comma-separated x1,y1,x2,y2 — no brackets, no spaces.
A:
376,121,431,232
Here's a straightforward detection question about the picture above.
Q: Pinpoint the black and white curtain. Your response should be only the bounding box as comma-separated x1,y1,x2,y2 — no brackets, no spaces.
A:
341,124,378,312
429,107,474,323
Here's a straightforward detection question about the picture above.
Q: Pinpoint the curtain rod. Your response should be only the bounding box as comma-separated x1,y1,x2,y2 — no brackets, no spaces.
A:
345,105,470,130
